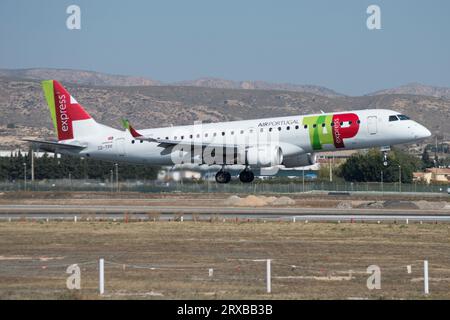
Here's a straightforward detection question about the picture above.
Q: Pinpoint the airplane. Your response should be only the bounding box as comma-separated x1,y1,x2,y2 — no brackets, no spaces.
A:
25,80,432,183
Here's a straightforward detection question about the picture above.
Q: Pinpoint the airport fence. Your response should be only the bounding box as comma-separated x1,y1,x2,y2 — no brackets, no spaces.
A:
0,255,446,299
0,179,448,194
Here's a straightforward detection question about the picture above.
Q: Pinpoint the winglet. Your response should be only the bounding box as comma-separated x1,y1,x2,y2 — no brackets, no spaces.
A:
121,118,142,138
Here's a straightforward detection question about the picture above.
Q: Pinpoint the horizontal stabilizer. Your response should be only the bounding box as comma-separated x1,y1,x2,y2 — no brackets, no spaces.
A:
121,119,143,138
23,139,86,153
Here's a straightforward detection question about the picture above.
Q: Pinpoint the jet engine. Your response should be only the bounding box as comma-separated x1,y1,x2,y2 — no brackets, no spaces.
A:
282,152,316,168
243,145,283,167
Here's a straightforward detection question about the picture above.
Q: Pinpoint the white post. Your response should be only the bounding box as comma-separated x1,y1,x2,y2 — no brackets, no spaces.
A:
292,217,296,223
208,268,214,277
424,260,429,295
406,218,409,225
74,216,77,223
266,259,271,294
99,258,105,295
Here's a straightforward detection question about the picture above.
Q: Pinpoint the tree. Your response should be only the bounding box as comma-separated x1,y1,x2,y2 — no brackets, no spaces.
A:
421,149,434,169
339,148,420,183
0,154,159,181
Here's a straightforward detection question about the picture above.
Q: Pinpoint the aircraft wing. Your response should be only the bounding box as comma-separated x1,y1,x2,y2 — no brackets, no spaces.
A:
23,139,87,153
121,119,241,149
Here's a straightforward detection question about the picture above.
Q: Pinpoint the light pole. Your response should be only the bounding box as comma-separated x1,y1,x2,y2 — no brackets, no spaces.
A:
329,157,332,183
110,169,114,193
398,165,402,192
31,150,35,182
381,170,383,193
115,163,119,192
302,168,305,192
23,162,27,191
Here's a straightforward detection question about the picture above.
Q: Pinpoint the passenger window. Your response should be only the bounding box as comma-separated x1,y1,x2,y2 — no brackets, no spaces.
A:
295,125,299,129
389,115,399,122
304,125,308,129
286,126,290,130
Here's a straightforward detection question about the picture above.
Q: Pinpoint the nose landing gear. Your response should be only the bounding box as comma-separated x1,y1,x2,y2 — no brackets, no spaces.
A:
383,152,388,166
381,146,391,167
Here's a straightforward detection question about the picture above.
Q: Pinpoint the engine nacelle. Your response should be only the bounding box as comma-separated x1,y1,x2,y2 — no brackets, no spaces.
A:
243,145,283,167
282,153,316,168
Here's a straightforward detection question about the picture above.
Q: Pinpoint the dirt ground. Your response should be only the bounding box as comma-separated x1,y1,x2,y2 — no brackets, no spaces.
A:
0,191,448,210
0,220,449,300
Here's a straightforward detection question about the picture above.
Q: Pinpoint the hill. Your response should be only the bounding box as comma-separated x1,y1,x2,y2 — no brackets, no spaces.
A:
0,68,161,87
369,83,450,99
172,77,343,98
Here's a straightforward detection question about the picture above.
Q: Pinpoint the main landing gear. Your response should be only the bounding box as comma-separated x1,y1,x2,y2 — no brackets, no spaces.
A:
239,169,254,183
215,170,231,184
214,168,255,183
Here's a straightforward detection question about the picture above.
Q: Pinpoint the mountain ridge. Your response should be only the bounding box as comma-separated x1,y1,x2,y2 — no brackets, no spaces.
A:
2,68,450,100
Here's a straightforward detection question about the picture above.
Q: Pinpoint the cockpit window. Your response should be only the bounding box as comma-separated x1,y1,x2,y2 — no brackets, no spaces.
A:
398,114,410,120
389,115,399,122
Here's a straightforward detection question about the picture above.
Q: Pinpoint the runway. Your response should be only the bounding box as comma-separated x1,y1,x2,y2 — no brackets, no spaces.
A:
0,204,449,222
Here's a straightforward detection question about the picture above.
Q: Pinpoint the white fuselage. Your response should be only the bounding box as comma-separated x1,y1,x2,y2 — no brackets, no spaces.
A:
68,108,431,167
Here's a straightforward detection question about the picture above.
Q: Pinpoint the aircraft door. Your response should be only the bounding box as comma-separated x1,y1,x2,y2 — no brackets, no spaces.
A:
367,116,377,135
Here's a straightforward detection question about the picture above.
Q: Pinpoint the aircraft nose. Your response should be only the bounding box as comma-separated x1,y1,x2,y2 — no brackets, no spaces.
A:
415,124,431,139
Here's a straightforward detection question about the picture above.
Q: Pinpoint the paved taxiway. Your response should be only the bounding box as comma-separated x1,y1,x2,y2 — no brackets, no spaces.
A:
0,204,449,222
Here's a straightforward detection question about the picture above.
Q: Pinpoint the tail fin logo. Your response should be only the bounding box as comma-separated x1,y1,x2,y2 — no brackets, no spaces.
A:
42,80,92,140
56,91,69,133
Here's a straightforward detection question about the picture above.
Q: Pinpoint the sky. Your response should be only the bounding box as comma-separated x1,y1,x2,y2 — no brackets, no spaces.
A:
0,0,449,95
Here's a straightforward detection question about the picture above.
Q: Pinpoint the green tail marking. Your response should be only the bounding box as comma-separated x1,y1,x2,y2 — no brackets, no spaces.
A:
41,80,57,133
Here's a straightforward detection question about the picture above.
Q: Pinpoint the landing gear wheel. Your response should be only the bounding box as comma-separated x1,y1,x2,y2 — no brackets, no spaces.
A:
383,151,389,167
215,171,231,184
239,170,255,183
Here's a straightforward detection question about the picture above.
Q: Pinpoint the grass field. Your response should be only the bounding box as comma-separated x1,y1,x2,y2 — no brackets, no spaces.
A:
0,220,449,299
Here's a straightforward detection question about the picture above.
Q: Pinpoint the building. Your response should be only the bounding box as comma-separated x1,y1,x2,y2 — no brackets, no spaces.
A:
157,169,202,182
413,168,450,184
316,150,360,165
